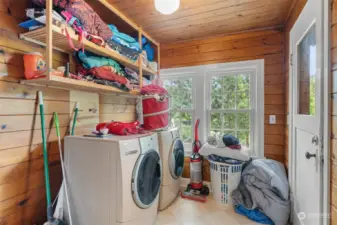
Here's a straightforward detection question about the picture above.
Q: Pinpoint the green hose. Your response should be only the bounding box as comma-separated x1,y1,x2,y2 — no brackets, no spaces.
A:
38,91,53,222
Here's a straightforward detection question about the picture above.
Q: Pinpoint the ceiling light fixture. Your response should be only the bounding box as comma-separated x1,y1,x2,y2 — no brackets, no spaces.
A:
155,0,180,15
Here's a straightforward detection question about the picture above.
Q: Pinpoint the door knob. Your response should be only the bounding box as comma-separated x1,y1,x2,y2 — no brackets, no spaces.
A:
305,152,317,159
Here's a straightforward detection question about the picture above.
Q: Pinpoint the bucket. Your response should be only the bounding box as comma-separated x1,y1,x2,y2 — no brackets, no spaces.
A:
23,52,46,79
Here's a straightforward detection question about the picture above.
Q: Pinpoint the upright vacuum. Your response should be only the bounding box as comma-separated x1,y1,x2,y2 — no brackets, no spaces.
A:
181,119,209,202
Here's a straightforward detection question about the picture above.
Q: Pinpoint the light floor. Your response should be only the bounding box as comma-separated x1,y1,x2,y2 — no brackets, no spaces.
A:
156,196,260,225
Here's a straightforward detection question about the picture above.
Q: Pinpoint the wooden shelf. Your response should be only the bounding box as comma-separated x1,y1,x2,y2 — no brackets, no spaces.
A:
143,66,157,76
19,0,160,94
20,75,140,95
20,25,144,73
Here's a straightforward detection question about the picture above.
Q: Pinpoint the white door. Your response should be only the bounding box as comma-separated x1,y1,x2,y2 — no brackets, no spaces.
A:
289,0,323,225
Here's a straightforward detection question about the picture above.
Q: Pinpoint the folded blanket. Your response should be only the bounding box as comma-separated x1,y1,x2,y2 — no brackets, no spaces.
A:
76,51,125,77
232,159,290,225
33,0,113,40
199,143,250,161
90,66,128,85
106,39,140,61
108,24,141,51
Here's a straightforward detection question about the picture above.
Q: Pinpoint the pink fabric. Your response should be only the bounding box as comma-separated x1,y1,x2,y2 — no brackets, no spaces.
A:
32,0,113,40
228,144,242,150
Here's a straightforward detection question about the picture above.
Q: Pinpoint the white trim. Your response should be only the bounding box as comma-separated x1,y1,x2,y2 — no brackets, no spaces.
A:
161,60,264,157
322,0,331,224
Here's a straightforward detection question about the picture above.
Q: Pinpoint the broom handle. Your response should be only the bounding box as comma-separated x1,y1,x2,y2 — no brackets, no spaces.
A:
39,91,53,221
54,112,73,225
71,102,79,135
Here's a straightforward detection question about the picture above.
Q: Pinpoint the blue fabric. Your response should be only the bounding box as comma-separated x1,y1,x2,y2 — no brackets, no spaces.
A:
76,51,125,76
136,36,155,61
108,25,141,51
223,134,240,146
235,205,274,225
143,43,154,61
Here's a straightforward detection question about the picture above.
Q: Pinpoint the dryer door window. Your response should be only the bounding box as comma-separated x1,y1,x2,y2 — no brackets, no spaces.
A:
170,138,185,179
132,150,161,209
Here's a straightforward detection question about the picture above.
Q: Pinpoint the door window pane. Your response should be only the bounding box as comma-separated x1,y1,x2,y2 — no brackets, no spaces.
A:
298,24,316,115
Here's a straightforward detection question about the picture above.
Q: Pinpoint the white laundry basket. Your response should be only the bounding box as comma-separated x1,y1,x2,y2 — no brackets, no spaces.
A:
208,157,243,208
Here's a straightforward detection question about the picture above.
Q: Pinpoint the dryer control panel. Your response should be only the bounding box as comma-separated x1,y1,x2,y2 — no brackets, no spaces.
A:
139,133,159,154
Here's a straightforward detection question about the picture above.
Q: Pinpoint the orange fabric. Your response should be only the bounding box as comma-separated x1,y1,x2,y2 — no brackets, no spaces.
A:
90,66,128,84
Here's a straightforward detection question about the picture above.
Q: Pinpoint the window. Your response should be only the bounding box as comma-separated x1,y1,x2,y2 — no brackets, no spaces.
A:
207,72,252,149
161,60,264,157
163,77,194,146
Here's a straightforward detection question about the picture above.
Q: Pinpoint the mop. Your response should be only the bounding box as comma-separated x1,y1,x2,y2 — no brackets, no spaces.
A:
53,102,78,223
53,102,78,224
53,112,73,225
38,91,66,225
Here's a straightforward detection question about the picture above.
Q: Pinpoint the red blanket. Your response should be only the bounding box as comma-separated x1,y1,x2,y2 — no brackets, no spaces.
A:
90,66,128,84
96,121,145,136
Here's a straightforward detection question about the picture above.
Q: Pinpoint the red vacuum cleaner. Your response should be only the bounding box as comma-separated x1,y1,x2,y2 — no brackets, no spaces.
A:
181,119,209,202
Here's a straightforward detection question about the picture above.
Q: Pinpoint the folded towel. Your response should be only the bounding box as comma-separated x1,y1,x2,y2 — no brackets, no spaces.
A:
199,143,251,161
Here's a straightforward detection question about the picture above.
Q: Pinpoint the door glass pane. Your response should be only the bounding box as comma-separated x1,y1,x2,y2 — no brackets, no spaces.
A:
297,25,316,115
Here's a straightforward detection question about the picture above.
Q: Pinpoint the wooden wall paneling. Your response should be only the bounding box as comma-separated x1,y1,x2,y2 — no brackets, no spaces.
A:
0,142,60,168
332,205,337,225
0,81,70,101
108,0,293,43
161,29,285,162
0,186,47,218
0,164,61,202
0,154,60,185
99,94,138,123
0,1,139,224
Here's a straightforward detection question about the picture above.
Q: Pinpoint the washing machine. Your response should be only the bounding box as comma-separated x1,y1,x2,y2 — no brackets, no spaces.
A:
64,133,161,225
158,128,185,210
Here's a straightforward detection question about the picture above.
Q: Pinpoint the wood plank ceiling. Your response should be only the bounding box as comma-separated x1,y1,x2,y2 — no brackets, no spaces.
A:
108,0,293,43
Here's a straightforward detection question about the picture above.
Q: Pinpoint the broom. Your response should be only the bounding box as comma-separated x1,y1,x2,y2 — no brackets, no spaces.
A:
38,91,66,225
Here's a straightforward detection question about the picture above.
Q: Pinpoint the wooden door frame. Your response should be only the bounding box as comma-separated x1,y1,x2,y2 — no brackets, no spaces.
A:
288,0,331,224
